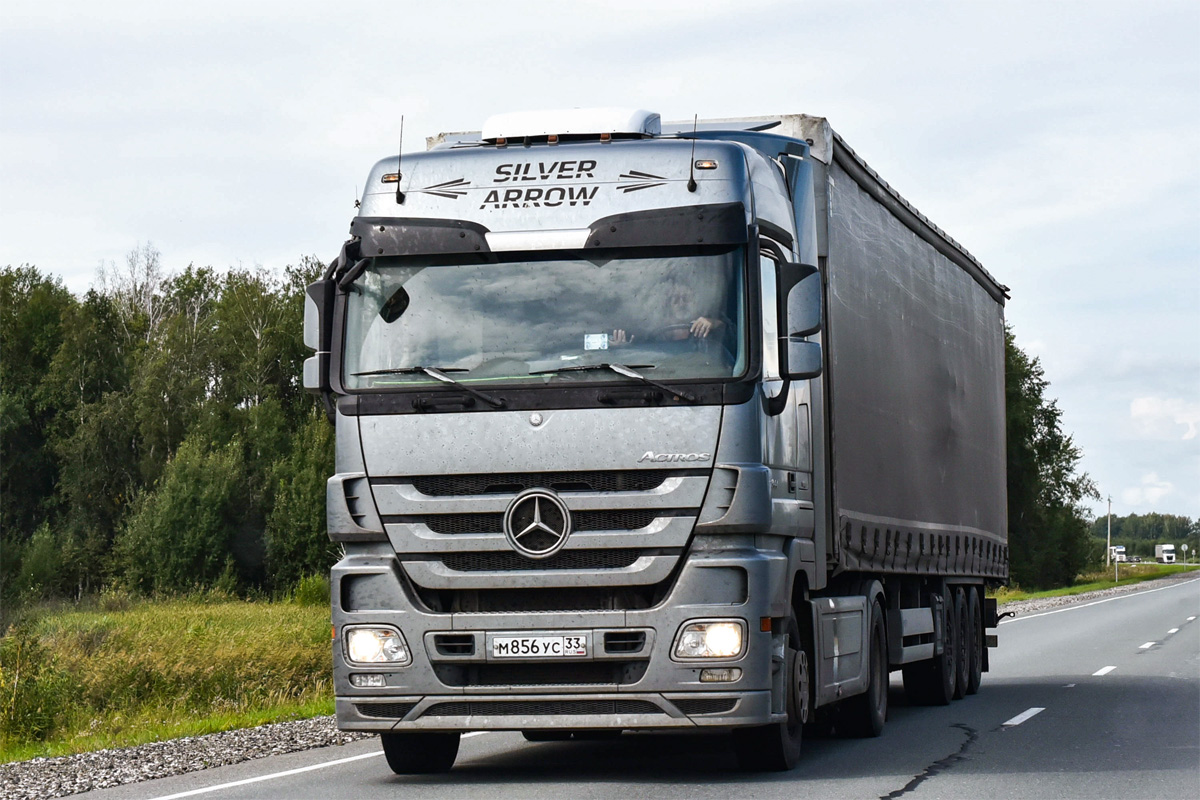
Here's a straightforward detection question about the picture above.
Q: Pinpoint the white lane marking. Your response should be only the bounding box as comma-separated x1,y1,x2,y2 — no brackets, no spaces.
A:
148,751,382,800
1003,707,1045,726
1139,642,1155,649
148,732,490,800
1093,666,1117,676
1189,616,1197,622
1168,628,1180,634
1063,683,1076,688
999,577,1200,625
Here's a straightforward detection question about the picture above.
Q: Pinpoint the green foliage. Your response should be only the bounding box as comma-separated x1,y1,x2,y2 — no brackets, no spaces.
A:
265,409,337,591
1,267,75,548
3,254,329,604
0,597,332,760
1005,327,1100,589
290,574,331,607
115,436,249,594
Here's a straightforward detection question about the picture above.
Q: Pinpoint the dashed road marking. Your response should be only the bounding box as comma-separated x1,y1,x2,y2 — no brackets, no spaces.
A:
1168,628,1180,634
1189,616,1197,622
1063,683,1076,688
1003,707,1045,726
1139,642,1156,649
1093,666,1117,676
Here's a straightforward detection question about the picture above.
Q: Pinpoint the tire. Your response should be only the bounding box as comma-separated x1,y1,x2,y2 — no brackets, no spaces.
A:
841,599,888,737
380,731,460,774
733,614,809,771
902,591,957,706
966,587,984,695
952,587,969,701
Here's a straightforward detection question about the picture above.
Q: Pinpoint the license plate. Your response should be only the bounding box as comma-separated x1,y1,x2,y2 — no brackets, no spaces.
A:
492,635,588,658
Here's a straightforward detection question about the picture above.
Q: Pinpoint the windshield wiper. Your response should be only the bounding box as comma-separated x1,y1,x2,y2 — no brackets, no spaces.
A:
352,366,506,409
531,363,697,403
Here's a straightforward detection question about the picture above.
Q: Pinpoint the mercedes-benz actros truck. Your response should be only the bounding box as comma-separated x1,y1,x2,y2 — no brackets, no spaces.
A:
303,109,1009,773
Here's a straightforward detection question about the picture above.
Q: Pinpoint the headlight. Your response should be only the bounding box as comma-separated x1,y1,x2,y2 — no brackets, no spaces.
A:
673,620,746,659
345,627,410,665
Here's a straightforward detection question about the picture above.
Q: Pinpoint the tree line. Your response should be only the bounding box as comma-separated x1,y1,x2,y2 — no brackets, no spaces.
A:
1089,512,1199,560
2,248,333,606
2,250,1103,604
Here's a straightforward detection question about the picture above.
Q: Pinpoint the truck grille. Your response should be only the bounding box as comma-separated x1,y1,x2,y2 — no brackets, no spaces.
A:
440,549,642,572
406,470,672,496
420,699,662,717
416,509,661,534
433,661,648,687
414,586,661,613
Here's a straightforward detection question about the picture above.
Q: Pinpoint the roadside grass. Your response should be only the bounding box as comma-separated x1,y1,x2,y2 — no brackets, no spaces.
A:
0,587,332,763
991,563,1200,604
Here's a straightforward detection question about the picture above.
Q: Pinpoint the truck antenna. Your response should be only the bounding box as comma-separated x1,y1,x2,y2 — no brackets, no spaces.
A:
687,114,698,193
395,116,406,205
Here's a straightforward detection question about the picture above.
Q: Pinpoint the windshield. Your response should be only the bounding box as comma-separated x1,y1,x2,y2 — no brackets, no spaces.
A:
341,246,747,391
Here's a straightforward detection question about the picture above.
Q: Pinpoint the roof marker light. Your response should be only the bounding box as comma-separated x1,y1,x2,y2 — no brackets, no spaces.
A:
695,159,719,170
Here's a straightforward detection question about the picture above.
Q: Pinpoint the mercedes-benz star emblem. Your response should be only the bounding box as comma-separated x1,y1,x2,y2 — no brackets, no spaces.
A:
503,489,572,559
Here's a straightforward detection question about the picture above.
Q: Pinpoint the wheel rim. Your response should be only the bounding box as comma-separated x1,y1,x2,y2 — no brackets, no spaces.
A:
790,649,810,726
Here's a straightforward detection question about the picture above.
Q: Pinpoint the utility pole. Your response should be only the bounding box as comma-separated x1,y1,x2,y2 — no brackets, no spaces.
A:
1106,496,1112,568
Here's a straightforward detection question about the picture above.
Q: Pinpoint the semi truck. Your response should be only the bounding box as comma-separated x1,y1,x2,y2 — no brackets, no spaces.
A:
303,109,1009,773
1110,545,1127,563
1156,544,1176,564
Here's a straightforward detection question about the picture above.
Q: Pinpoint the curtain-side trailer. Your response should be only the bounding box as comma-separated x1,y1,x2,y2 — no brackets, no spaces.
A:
303,109,1009,773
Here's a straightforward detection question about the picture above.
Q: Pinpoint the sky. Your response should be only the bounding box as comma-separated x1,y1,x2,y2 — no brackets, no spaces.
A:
2,0,1197,519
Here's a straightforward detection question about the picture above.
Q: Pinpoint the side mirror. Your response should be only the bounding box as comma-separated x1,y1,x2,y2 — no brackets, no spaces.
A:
777,262,823,380
303,280,335,393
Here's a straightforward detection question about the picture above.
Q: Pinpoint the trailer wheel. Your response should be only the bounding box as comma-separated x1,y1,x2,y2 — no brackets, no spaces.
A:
953,587,969,700
733,615,808,771
380,731,460,774
902,591,957,705
841,599,888,737
966,587,984,695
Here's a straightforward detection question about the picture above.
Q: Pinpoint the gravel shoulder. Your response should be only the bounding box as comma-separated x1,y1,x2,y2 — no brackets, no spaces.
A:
5,571,1197,800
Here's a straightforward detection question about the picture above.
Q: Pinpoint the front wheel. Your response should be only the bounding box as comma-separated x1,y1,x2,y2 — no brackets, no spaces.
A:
733,617,809,771
380,731,460,774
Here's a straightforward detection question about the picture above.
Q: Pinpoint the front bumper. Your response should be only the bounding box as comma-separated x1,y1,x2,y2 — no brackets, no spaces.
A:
332,546,789,731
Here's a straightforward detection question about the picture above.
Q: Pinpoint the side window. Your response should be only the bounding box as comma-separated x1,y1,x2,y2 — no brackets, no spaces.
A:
759,253,779,380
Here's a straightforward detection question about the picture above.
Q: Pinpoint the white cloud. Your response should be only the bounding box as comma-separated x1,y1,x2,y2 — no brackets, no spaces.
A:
1130,396,1200,441
1121,472,1176,507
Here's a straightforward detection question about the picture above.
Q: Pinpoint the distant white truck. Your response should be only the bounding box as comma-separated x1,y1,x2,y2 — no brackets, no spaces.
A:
1155,544,1176,564
1109,545,1127,563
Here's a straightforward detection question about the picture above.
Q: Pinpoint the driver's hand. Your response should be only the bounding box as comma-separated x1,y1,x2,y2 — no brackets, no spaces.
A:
611,329,634,346
690,316,715,338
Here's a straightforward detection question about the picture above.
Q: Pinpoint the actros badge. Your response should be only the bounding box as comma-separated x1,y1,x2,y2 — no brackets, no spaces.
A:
503,489,572,559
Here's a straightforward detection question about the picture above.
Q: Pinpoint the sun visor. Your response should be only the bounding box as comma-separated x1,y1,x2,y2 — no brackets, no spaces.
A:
350,217,492,257
584,202,747,249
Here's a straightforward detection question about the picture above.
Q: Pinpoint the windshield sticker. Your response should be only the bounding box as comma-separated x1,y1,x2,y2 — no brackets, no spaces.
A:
584,333,609,351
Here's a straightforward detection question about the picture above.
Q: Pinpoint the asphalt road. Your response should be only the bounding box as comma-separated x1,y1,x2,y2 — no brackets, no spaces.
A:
80,577,1200,800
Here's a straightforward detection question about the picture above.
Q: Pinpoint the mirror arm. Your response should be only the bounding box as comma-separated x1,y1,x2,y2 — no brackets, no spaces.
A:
766,378,791,416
